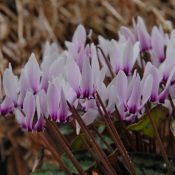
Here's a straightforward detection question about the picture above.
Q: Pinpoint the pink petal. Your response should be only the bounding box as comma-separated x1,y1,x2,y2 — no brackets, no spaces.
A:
127,75,141,113
3,64,19,103
122,40,133,74
57,89,69,122
49,56,66,78
23,91,36,130
91,44,100,83
72,24,86,47
47,83,60,121
65,56,81,96
119,26,136,44
109,40,121,73
151,26,165,62
38,90,48,117
76,108,98,135
81,58,93,97
159,67,175,102
135,17,151,51
14,109,25,129
24,53,41,93
141,74,153,108
1,96,14,115
115,70,128,104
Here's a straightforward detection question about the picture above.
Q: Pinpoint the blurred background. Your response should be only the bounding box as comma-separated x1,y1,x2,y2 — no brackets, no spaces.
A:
1,0,175,174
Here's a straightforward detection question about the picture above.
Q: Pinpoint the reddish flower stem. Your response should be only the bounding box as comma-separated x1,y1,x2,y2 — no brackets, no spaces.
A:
39,132,72,175
97,46,115,78
67,102,118,175
96,92,136,175
46,120,87,175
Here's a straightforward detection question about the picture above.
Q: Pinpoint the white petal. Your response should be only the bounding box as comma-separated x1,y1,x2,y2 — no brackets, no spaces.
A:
23,91,36,129
14,109,24,126
24,53,41,92
3,64,19,102
47,83,60,120
76,108,98,135
115,70,128,104
81,58,93,97
72,24,86,46
65,56,81,93
141,75,153,108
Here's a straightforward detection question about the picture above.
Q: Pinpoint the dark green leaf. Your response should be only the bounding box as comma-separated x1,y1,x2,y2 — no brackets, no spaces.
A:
59,124,74,135
130,152,175,175
128,105,168,138
71,134,86,151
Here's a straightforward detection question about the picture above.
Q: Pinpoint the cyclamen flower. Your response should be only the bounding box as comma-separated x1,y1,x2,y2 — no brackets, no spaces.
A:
2,17,175,133
112,70,153,121
65,44,105,99
159,30,175,81
14,91,34,131
65,24,90,69
109,39,140,75
144,62,175,103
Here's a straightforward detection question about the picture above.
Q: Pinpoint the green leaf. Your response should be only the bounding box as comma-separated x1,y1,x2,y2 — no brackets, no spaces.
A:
75,151,96,171
128,105,168,138
71,134,86,151
95,134,113,150
130,152,175,175
61,151,96,174
93,120,105,133
59,124,74,135
61,153,78,174
31,162,65,175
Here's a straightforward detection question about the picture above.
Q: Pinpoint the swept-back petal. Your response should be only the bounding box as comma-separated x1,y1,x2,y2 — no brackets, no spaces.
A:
151,26,165,62
23,91,35,130
49,56,66,78
14,109,25,129
135,16,151,51
72,24,86,47
47,83,60,121
81,57,93,97
1,96,14,115
76,108,98,134
141,75,153,108
58,89,69,122
24,53,41,92
65,56,81,95
127,75,141,113
122,40,133,74
3,64,19,102
115,70,128,104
